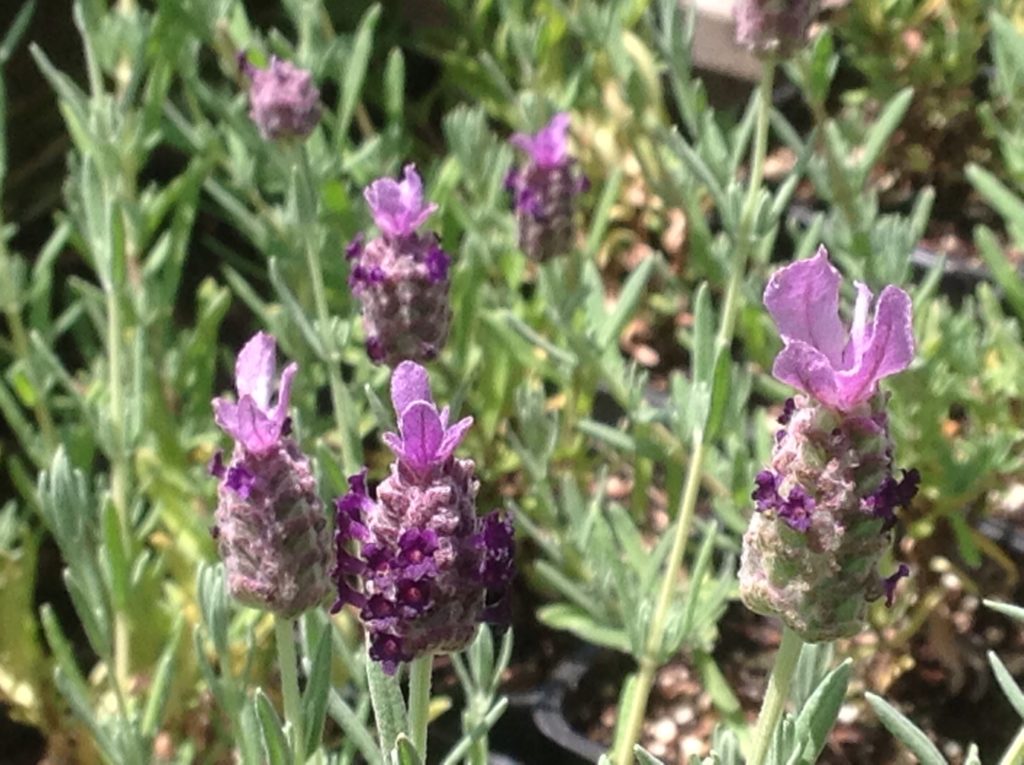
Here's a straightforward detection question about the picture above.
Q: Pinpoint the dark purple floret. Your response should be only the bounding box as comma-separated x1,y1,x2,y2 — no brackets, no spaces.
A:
883,564,910,607
425,244,450,283
752,470,780,512
396,578,432,616
865,468,920,532
366,337,386,364
777,485,815,532
225,464,257,499
369,632,412,675
362,593,397,621
209,451,226,478
346,234,365,261
778,398,796,425
397,528,439,579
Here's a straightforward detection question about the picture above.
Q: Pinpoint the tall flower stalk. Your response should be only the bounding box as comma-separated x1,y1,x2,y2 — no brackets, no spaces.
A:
611,55,778,765
742,250,917,764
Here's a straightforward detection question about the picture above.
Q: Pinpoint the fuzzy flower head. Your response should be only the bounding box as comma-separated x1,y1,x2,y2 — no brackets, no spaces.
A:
210,333,331,617
242,55,321,140
364,165,439,239
213,332,297,455
511,113,572,169
733,0,818,56
331,363,514,673
381,361,473,477
764,246,914,412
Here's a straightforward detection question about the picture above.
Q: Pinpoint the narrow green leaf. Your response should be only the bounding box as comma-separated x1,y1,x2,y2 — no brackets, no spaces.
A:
597,253,656,350
578,418,636,453
384,47,405,124
633,746,666,765
268,257,324,358
536,603,631,653
989,651,1024,718
336,4,382,145
392,735,423,765
859,88,913,175
984,599,1024,624
584,167,623,261
366,655,406,755
255,690,291,765
968,164,1024,233
794,659,851,763
866,693,946,765
328,689,382,765
0,0,35,63
142,618,182,736
974,224,1024,322
100,497,129,611
302,627,333,755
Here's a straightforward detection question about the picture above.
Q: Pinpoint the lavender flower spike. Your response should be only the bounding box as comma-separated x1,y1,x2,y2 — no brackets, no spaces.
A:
764,246,914,412
331,362,515,674
211,332,331,617
242,55,321,140
349,166,453,366
364,164,439,239
734,0,818,56
507,112,587,262
739,251,919,641
213,331,297,455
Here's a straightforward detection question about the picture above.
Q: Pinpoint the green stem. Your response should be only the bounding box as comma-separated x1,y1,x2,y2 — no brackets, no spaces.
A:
715,58,776,352
407,654,434,760
275,617,306,765
748,627,803,765
612,57,778,765
293,148,362,475
4,306,58,454
365,650,406,756
1000,725,1024,765
612,430,706,765
106,287,131,694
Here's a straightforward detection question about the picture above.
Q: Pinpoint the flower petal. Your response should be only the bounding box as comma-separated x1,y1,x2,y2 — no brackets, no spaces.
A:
235,332,277,408
398,401,444,471
836,285,914,407
512,113,571,168
763,246,847,366
771,341,841,409
437,415,474,462
390,361,432,417
214,395,279,453
363,164,437,238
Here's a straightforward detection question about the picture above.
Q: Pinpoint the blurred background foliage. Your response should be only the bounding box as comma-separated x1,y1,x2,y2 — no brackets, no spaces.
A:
1,0,1024,762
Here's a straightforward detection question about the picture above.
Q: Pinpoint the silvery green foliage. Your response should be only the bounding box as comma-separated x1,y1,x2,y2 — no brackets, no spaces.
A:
867,599,1024,765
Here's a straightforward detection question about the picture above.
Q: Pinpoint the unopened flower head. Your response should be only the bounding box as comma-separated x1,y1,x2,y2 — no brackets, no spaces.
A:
733,0,818,56
739,248,918,641
348,165,452,366
211,332,331,617
506,113,587,262
331,362,515,673
241,55,321,141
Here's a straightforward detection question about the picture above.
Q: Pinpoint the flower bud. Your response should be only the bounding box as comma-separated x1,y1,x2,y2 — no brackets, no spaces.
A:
733,0,818,57
348,166,452,366
331,362,515,673
211,333,331,617
506,113,587,262
241,56,321,141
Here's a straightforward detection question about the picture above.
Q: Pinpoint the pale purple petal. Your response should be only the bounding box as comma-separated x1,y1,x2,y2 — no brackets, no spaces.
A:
771,342,841,409
763,246,847,366
835,286,914,407
214,396,279,453
270,361,298,426
391,361,433,417
437,415,474,462
364,164,438,238
511,113,571,168
399,401,444,472
235,331,277,408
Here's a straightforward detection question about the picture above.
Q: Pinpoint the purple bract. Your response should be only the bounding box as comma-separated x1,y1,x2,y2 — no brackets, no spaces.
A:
364,164,438,239
213,332,297,455
764,246,914,412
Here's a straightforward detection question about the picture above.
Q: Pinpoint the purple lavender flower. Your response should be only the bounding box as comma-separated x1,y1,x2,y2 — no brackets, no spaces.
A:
348,165,452,366
241,55,321,141
739,248,919,641
331,362,515,674
764,246,914,412
211,333,331,617
733,0,818,56
506,113,587,262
